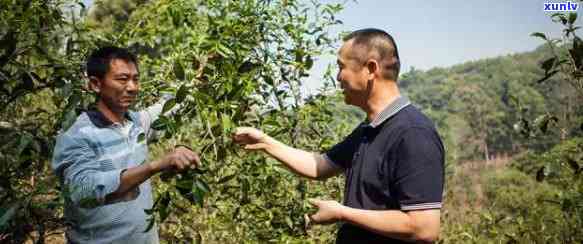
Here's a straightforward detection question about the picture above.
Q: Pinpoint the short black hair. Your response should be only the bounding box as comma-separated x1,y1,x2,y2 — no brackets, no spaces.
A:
86,46,138,79
343,28,401,81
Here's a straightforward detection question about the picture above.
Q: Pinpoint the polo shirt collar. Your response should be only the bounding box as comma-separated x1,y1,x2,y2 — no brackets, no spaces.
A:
86,109,133,128
368,96,411,128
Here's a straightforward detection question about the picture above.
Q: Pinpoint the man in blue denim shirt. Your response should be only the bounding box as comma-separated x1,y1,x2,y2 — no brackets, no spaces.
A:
52,46,200,243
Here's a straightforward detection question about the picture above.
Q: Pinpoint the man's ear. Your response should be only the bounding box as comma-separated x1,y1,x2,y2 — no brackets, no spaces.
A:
365,59,379,80
88,76,101,93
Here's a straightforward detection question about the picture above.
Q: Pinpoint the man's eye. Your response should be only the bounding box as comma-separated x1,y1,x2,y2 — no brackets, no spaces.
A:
116,78,129,83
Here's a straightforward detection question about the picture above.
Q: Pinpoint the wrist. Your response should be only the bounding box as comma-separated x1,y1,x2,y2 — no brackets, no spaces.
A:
262,135,279,152
337,204,349,222
148,159,163,174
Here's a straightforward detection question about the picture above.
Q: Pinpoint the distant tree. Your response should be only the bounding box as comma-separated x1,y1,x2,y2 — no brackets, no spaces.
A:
450,81,505,161
86,0,148,32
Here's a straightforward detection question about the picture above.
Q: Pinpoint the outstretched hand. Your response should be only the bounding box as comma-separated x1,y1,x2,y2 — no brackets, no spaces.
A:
232,127,270,150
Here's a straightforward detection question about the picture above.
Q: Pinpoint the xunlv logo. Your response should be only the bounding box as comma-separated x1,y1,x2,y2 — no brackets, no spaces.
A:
544,1,579,11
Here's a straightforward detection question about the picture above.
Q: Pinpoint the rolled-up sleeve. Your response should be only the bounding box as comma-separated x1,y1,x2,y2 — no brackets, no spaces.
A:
52,133,123,208
139,94,177,140
393,127,445,211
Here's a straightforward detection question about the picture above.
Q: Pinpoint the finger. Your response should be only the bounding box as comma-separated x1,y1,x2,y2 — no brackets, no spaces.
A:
307,199,321,207
233,127,250,137
234,126,256,135
183,151,197,163
232,134,249,144
182,154,195,167
190,153,200,169
303,214,311,229
193,153,201,166
244,144,264,150
175,145,192,152
309,212,322,224
175,161,185,171
176,155,189,170
233,133,255,143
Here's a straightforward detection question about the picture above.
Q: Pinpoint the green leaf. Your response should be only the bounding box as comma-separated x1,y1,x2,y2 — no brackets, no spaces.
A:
174,62,185,81
568,12,577,25
79,197,100,209
551,13,568,25
61,108,78,131
217,173,237,184
195,179,210,193
137,133,146,144
530,32,547,41
151,116,169,131
192,188,205,207
176,177,193,190
285,216,293,228
305,55,314,69
16,134,32,156
221,113,232,134
162,98,176,114
536,70,559,83
143,217,156,233
144,208,155,215
176,85,189,103
540,57,556,73
0,203,19,231
159,193,171,222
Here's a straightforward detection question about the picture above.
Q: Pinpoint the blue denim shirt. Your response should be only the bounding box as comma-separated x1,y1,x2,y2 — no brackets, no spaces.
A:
52,102,166,244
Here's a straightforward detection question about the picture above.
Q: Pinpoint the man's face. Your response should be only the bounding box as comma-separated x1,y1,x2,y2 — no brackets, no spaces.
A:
92,59,139,114
336,41,369,106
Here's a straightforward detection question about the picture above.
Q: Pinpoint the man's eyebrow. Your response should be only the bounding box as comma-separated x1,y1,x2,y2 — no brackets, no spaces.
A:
113,72,132,77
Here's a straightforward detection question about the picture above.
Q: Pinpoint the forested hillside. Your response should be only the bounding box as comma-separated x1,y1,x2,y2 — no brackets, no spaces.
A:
395,45,583,243
401,45,582,163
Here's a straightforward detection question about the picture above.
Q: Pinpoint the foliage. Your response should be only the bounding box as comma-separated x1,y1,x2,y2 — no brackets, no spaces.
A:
93,0,347,242
0,0,349,242
400,48,552,161
0,0,95,242
4,0,583,243
516,11,583,140
443,10,583,244
449,169,569,243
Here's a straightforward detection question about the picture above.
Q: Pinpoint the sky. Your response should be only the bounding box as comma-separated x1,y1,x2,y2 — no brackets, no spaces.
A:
302,0,583,93
82,0,582,93
329,0,577,71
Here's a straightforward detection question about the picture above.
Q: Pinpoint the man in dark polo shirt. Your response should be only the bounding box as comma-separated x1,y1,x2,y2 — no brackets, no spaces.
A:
233,28,444,243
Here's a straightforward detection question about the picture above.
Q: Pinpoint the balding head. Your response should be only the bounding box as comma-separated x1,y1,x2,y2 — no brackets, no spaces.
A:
342,28,401,81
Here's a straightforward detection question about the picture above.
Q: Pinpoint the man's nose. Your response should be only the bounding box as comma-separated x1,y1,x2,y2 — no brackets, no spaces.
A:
126,79,139,92
336,73,344,87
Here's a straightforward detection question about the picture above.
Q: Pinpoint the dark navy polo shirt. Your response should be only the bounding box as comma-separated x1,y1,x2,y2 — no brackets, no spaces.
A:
324,96,445,244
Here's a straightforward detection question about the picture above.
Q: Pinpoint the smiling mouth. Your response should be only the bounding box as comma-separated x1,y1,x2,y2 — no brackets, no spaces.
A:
121,97,135,103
